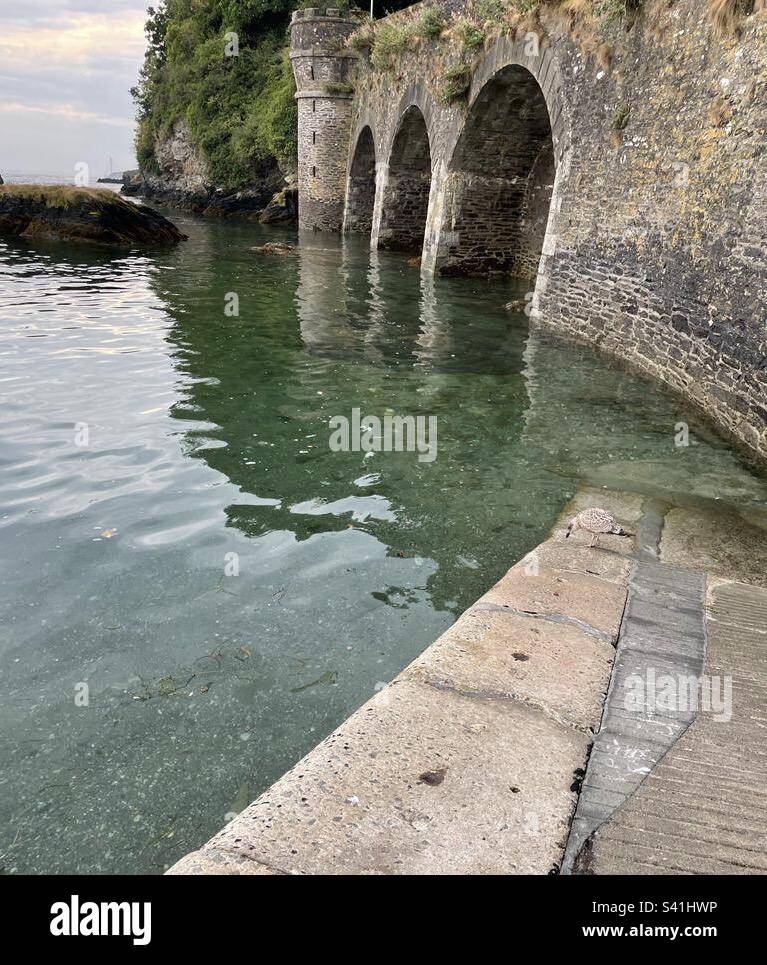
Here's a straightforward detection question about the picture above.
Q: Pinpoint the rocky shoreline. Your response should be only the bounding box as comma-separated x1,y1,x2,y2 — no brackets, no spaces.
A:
122,118,297,225
122,170,297,224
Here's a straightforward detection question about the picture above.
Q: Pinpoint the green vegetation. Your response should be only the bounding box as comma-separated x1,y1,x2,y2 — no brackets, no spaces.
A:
348,16,375,51
324,80,356,94
475,0,508,21
415,7,447,38
592,0,642,21
612,101,631,131
132,1,303,190
441,61,473,105
457,17,486,49
367,6,450,69
370,22,415,70
364,0,646,83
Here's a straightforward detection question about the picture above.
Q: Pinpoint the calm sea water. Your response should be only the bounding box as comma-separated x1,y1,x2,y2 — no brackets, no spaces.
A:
1,205,765,874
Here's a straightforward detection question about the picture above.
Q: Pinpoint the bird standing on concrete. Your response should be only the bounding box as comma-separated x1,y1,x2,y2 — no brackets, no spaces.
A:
565,508,634,548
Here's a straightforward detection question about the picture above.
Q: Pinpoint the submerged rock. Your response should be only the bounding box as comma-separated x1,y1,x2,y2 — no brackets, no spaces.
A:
252,241,296,256
0,185,186,247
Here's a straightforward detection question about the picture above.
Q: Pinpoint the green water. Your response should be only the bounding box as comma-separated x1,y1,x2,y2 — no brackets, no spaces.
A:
1,213,765,874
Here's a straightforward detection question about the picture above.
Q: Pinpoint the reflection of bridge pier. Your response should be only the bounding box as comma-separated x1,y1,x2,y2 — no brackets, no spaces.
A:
294,233,459,372
411,272,455,377
294,231,388,365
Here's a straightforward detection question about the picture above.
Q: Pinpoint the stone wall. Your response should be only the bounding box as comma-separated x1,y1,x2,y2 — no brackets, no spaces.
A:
345,125,376,233
377,106,433,251
291,0,767,463
532,1,767,465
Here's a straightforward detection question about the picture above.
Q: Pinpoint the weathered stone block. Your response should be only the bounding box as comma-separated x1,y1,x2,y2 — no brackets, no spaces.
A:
480,565,628,643
402,608,614,731
174,680,590,875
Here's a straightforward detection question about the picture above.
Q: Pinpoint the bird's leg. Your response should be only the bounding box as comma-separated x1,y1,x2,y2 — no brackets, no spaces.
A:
589,533,599,548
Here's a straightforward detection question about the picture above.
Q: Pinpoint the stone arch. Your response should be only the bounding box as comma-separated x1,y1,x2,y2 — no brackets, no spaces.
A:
377,104,433,253
432,38,570,278
344,125,376,235
380,81,440,167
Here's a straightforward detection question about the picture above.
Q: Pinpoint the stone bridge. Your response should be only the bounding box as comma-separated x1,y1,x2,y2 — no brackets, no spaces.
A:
290,0,767,463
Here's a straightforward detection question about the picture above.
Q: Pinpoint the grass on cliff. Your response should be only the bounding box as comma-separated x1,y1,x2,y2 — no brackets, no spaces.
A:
0,185,131,209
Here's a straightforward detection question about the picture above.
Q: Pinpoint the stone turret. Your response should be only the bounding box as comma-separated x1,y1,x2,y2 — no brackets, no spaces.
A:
290,8,361,232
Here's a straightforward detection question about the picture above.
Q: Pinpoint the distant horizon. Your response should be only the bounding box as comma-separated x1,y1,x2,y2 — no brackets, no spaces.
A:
0,1,147,184
3,165,135,179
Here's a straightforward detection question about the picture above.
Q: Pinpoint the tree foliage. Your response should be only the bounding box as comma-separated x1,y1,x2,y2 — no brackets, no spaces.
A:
132,0,300,189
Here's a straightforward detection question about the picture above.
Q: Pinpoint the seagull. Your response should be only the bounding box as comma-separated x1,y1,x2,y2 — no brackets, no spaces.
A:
565,508,634,548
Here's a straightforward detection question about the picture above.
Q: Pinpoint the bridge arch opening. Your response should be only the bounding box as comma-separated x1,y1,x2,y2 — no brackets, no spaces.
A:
345,126,376,236
378,105,432,253
438,65,555,277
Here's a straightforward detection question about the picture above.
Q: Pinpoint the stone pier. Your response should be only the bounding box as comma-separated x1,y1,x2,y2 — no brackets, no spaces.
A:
167,490,633,874
168,487,767,874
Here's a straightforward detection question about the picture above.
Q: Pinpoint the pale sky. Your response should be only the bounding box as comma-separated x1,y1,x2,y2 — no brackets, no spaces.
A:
0,0,148,180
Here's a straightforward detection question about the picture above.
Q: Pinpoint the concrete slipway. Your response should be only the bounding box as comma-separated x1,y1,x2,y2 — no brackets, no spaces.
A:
168,488,767,875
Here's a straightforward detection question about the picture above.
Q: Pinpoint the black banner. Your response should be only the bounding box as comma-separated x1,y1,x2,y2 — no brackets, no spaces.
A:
0,875,756,950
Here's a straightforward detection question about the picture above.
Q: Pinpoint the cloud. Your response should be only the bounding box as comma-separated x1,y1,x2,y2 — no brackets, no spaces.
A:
1,10,146,73
0,2,147,173
0,100,133,128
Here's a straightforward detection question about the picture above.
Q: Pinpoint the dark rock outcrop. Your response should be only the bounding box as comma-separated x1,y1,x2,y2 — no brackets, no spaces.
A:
0,185,186,247
258,187,298,224
124,172,293,222
121,170,142,196
124,121,296,223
